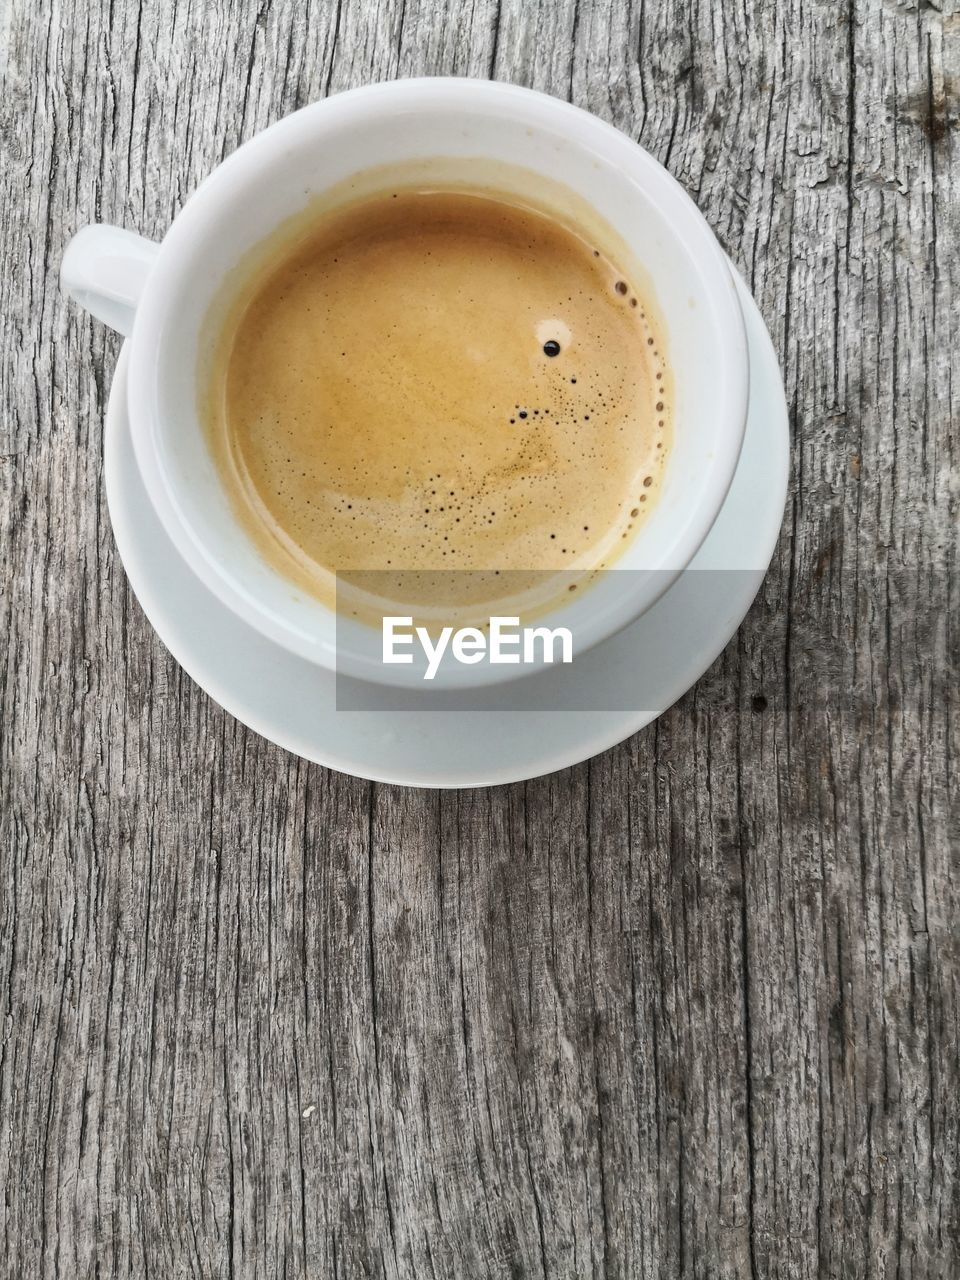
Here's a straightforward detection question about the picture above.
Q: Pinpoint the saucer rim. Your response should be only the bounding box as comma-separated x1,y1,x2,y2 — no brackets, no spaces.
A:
103,266,788,788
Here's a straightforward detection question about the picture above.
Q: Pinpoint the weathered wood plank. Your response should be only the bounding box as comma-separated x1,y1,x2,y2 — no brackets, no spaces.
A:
0,0,956,1277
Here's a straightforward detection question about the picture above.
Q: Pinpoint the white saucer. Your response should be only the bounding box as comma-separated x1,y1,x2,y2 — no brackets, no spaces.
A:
104,268,788,788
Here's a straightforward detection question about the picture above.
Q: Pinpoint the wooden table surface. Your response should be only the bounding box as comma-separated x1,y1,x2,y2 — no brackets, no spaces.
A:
2,0,957,1275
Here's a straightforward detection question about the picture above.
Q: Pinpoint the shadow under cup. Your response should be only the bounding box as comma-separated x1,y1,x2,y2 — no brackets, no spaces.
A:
128,80,748,689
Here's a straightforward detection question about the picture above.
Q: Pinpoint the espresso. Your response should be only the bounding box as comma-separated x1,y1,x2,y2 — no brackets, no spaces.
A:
203,187,671,619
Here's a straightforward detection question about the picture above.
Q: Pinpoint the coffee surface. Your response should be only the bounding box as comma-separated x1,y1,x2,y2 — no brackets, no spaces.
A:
205,188,671,616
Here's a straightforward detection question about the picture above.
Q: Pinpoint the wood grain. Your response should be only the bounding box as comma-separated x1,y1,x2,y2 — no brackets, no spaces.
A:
1,0,957,1275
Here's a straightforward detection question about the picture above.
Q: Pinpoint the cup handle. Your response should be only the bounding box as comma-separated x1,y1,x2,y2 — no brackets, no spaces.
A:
60,225,161,337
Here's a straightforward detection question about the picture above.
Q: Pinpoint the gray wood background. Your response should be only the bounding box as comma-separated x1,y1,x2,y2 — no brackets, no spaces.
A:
1,0,957,1275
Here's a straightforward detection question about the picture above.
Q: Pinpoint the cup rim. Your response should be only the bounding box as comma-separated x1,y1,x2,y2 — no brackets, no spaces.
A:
126,77,749,688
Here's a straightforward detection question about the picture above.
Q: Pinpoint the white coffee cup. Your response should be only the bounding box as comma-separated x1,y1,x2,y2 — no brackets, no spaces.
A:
61,78,748,689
